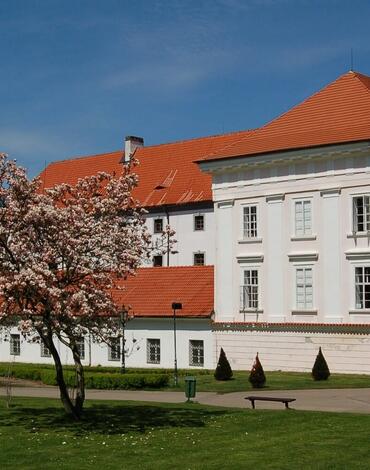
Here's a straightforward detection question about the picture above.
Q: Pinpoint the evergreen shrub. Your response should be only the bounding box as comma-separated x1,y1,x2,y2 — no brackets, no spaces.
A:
248,353,266,388
312,347,330,381
214,348,233,381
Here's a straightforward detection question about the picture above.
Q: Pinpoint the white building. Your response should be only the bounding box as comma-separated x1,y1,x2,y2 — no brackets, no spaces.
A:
198,70,370,373
2,70,370,374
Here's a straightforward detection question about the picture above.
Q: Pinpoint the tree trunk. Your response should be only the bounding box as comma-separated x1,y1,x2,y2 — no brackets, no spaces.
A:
37,329,80,419
71,345,85,416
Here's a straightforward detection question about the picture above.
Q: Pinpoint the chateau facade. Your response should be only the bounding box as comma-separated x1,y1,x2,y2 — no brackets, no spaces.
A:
2,71,370,373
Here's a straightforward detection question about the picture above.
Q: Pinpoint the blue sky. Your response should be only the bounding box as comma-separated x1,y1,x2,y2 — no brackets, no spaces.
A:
1,0,369,177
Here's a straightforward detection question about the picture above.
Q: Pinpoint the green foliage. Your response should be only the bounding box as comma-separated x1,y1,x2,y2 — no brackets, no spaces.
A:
0,364,169,389
214,347,233,381
312,347,331,381
248,353,266,388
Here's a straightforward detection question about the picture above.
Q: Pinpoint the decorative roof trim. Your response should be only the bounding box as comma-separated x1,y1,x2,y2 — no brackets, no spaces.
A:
212,321,370,335
198,141,370,173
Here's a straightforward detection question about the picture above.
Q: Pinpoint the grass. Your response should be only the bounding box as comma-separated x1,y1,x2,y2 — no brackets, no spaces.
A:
1,397,370,469
191,370,370,393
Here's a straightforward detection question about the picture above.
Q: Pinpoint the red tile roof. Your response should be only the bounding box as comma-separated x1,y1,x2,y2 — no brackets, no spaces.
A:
200,71,370,162
39,130,253,208
113,266,214,318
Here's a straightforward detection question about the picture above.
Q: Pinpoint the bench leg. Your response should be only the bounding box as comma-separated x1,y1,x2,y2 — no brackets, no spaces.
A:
284,402,289,409
251,399,255,409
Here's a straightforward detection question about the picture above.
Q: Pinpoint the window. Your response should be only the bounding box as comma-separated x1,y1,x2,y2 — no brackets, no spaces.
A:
76,338,85,360
10,334,20,356
194,215,204,231
153,255,163,267
243,205,258,238
189,340,204,367
153,218,163,233
296,267,313,309
147,339,160,364
355,266,370,309
41,342,51,358
108,338,121,361
193,252,205,266
353,196,370,233
240,269,259,310
295,200,312,236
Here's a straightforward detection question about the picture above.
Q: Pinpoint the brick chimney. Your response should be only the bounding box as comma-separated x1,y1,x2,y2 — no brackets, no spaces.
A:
124,135,144,163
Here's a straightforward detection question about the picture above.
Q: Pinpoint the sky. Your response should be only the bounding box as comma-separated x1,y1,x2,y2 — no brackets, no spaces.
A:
0,0,370,177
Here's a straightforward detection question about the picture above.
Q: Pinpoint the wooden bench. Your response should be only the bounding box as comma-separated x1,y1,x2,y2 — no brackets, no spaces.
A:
245,396,296,409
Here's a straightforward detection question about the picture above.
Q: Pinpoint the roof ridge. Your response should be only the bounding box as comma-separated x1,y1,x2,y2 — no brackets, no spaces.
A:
351,70,370,96
42,128,256,169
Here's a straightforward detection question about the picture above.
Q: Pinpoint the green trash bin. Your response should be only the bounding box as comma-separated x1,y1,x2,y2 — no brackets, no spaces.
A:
185,376,196,402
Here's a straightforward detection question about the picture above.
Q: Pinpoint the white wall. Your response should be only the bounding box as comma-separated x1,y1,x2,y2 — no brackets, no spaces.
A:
215,328,370,373
212,145,370,325
143,206,215,267
0,318,214,370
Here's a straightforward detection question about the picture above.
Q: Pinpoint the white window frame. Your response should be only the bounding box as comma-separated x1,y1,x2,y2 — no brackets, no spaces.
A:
147,338,160,364
240,266,260,311
108,338,121,362
194,214,205,231
295,266,314,310
293,198,312,237
193,251,205,266
153,218,164,234
189,340,204,367
352,194,370,234
40,342,51,358
10,334,20,356
241,204,259,239
354,265,370,310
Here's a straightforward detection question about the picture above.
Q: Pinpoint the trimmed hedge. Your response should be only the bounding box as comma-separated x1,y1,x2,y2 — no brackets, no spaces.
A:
0,364,169,390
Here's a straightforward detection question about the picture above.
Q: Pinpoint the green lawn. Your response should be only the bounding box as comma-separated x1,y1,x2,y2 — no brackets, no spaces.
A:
191,370,370,393
1,398,370,469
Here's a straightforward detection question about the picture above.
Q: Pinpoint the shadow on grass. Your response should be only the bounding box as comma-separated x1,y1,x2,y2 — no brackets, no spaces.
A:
2,401,228,436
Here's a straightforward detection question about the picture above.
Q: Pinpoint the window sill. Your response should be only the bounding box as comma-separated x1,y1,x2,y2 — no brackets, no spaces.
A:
238,238,262,244
349,309,370,314
239,309,264,314
290,235,317,241
347,233,370,239
291,309,317,315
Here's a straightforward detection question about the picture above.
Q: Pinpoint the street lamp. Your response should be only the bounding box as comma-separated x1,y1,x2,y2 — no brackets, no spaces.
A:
120,308,129,374
171,302,182,386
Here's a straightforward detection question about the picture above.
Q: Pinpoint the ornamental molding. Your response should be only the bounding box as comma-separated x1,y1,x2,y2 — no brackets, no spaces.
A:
217,200,234,209
320,188,341,198
288,252,318,262
237,254,264,263
212,321,370,335
345,250,370,261
266,193,285,203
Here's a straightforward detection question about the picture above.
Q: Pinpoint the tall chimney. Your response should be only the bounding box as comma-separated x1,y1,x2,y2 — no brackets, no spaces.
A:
124,135,144,163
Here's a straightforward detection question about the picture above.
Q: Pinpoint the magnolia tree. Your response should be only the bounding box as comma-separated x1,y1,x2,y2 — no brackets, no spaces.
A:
0,153,172,419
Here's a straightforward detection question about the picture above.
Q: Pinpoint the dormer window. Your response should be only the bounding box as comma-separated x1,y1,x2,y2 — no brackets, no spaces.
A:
153,218,163,234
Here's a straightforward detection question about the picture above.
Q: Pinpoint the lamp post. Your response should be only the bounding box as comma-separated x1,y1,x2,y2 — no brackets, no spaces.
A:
120,308,128,374
171,302,182,386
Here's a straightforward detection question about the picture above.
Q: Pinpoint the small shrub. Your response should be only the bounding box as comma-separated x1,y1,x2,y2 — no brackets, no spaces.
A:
249,353,266,388
312,347,330,381
214,348,233,381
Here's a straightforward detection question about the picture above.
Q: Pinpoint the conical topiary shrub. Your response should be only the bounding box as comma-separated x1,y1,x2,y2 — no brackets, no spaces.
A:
249,353,266,388
214,347,233,381
312,347,330,381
